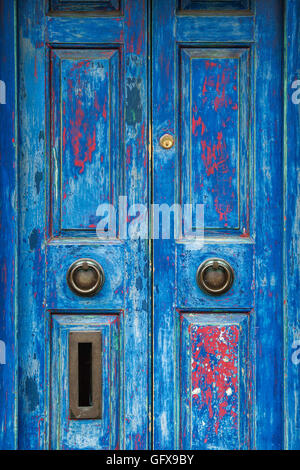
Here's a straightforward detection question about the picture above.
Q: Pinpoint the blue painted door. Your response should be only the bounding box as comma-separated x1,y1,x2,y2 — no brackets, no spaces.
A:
152,0,284,450
13,0,286,450
17,0,149,450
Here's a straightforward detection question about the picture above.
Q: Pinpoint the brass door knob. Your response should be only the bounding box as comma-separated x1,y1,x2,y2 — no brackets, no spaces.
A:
159,134,175,149
67,259,105,297
196,259,234,296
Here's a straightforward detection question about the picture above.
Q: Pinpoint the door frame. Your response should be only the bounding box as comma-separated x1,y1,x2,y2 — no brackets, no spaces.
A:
0,0,299,450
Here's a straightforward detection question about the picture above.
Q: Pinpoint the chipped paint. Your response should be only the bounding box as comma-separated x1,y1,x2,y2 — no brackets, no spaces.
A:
191,325,239,446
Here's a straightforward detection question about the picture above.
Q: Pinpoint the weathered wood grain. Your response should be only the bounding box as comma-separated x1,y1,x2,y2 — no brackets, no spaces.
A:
49,0,121,14
254,0,284,450
284,0,300,451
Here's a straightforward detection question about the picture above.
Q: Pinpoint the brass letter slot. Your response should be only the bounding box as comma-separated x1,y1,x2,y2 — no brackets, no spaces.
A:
69,332,102,420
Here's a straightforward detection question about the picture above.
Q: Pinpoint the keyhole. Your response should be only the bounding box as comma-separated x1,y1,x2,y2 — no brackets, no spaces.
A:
159,133,175,149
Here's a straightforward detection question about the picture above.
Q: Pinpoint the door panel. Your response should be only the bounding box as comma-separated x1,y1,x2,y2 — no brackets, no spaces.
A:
49,47,122,235
179,47,250,232
153,0,283,450
48,0,122,14
177,243,254,310
180,314,249,450
18,0,149,450
51,315,120,449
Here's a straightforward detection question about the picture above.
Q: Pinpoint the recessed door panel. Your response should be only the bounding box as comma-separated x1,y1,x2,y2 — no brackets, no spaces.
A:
50,48,122,235
180,314,249,450
179,47,250,232
48,0,122,14
178,0,252,11
51,315,120,450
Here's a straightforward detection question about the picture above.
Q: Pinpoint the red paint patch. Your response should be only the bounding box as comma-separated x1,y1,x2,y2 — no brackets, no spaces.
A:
191,325,239,439
102,96,107,120
85,127,97,163
192,114,206,137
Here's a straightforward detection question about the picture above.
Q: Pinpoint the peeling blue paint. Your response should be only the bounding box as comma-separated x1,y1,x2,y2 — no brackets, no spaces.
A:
34,171,43,195
29,228,39,251
25,377,39,412
126,78,142,126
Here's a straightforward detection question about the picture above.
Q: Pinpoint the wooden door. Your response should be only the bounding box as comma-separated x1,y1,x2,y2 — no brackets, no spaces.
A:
1,0,298,451
17,0,150,450
152,0,284,450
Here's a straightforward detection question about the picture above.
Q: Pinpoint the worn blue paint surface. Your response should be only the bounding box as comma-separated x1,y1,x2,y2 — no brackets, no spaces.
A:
51,315,120,449
180,48,249,231
0,0,299,450
49,0,121,14
0,0,17,450
179,0,252,10
152,0,177,449
284,0,300,451
180,314,249,449
50,48,121,234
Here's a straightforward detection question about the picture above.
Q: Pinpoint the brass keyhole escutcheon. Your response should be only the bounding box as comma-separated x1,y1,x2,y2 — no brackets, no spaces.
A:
159,133,175,149
67,258,105,297
196,258,234,296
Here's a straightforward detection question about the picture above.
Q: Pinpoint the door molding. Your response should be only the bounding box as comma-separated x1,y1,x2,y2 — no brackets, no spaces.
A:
0,0,18,450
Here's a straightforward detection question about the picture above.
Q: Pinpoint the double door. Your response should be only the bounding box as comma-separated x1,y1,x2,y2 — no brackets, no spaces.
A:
16,0,283,449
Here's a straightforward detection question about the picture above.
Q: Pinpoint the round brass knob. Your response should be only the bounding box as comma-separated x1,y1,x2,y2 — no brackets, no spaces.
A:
196,259,234,296
67,259,105,297
159,133,175,149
